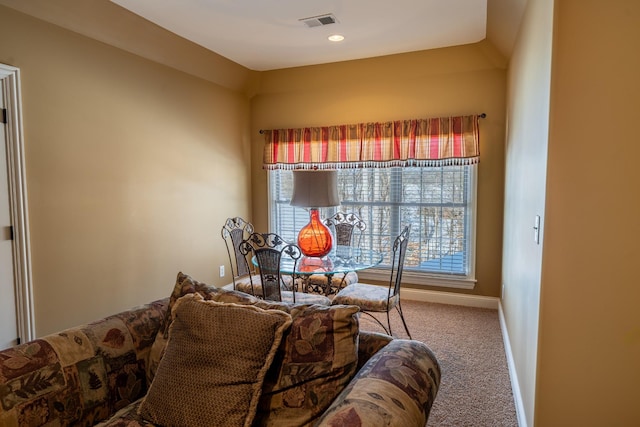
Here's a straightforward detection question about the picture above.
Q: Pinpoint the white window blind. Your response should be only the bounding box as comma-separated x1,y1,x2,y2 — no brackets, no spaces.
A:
269,166,476,280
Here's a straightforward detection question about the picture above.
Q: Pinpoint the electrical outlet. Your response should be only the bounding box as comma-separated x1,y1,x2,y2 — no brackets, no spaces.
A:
219,265,225,277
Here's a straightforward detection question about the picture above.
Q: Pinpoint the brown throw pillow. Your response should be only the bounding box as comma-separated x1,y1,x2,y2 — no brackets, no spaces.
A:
253,303,360,427
138,293,292,427
146,272,259,382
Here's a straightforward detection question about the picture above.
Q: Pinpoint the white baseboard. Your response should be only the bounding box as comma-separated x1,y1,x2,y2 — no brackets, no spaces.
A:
403,289,524,425
499,302,527,427
402,287,500,309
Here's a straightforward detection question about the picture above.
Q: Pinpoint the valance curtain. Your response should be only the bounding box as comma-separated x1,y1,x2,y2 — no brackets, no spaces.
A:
262,115,480,170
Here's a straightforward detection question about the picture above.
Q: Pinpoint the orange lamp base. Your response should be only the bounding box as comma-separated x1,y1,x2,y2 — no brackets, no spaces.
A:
297,208,333,258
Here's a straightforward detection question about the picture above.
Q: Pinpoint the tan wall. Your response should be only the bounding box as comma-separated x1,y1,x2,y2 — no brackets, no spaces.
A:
536,0,640,425
250,42,507,297
505,0,640,425
0,6,253,336
502,0,553,425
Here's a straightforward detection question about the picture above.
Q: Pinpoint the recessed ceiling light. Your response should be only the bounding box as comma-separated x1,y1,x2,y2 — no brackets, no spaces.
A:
328,34,345,42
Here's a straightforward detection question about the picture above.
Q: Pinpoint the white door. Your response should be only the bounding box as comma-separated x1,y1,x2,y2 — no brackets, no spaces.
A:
0,86,18,350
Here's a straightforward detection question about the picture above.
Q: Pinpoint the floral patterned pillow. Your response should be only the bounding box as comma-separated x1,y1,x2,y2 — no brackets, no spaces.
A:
253,303,360,427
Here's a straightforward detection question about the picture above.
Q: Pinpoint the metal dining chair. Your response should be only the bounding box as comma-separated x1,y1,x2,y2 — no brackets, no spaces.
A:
240,232,331,306
331,225,412,339
306,212,366,294
221,217,262,293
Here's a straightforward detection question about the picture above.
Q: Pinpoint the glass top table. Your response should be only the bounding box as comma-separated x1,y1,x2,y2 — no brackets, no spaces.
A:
279,246,382,274
278,246,383,296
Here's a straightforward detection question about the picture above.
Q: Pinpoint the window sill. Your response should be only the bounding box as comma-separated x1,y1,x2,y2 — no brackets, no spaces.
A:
357,268,476,290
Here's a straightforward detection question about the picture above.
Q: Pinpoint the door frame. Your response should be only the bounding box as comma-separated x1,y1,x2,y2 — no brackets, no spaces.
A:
1,63,34,343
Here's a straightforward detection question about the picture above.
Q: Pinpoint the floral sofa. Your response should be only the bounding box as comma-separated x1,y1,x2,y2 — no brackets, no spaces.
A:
0,273,440,427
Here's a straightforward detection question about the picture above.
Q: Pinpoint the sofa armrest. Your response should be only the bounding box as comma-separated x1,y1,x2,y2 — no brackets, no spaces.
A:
315,339,441,427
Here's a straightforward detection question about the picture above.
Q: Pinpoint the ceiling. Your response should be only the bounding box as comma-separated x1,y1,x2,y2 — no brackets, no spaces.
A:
110,0,508,71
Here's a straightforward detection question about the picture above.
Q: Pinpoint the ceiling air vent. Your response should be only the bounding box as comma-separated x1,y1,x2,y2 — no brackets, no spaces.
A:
299,13,339,28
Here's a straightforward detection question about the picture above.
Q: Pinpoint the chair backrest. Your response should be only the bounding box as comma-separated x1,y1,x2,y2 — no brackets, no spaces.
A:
221,217,255,288
239,232,301,302
324,212,367,248
388,225,411,299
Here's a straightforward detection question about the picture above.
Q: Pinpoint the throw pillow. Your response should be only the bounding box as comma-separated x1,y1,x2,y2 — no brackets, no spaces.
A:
252,303,360,427
146,272,258,382
138,293,292,427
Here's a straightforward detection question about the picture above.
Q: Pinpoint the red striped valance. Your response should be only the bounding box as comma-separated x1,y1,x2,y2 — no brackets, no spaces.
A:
262,115,480,170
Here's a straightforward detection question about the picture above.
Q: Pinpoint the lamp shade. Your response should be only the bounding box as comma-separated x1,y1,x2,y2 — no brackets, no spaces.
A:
290,170,339,208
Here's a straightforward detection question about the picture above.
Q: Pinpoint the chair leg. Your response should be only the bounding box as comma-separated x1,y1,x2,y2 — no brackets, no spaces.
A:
362,311,391,336
361,303,412,340
395,299,412,340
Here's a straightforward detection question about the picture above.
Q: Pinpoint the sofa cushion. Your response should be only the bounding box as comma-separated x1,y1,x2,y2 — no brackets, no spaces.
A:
138,293,292,427
0,300,165,427
147,274,361,426
146,272,258,382
252,303,360,427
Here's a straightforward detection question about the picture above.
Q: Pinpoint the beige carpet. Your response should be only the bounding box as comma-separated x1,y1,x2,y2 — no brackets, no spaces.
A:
359,299,519,427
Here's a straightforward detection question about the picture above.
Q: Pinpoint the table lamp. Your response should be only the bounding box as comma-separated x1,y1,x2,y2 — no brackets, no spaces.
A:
290,170,339,258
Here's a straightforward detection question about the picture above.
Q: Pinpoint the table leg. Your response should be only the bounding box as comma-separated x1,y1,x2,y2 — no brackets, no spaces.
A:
292,273,311,294
324,273,335,296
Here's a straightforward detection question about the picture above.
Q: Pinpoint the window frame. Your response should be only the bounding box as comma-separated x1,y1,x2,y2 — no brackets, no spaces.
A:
267,165,478,289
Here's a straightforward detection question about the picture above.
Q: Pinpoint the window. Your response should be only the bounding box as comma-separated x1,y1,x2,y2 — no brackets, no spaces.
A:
268,165,477,288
